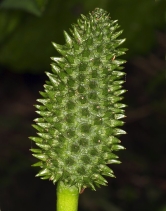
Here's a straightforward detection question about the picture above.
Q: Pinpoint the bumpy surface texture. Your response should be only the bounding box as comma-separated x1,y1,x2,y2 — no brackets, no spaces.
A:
30,8,127,191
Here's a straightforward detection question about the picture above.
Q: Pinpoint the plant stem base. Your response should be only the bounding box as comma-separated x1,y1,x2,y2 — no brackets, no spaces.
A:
57,181,79,211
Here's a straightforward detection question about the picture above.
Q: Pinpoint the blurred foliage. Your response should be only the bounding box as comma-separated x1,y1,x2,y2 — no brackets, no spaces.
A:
0,0,48,16
0,0,165,72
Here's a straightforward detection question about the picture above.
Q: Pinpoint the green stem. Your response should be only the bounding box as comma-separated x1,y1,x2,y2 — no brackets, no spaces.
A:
56,181,79,211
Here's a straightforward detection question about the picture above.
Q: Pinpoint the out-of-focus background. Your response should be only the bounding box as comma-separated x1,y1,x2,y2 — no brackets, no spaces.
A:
0,0,165,211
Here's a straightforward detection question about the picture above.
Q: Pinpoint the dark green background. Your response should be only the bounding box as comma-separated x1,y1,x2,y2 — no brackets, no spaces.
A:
0,0,165,210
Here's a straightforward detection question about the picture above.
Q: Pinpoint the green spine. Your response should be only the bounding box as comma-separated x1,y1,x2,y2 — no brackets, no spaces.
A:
30,8,127,192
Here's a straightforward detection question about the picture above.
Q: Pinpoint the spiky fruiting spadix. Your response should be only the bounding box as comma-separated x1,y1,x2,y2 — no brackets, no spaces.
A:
30,8,127,192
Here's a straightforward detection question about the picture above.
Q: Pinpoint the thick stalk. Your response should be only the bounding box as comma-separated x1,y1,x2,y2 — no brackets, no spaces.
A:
56,181,79,211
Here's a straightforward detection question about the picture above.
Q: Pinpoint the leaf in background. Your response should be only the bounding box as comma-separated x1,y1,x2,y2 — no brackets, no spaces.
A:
0,10,22,43
35,0,48,13
0,0,48,16
0,0,164,73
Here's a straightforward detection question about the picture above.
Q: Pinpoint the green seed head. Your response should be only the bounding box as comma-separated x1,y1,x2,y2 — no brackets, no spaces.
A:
30,8,127,192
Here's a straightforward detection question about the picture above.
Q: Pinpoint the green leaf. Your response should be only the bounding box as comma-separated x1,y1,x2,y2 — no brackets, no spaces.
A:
0,0,48,16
